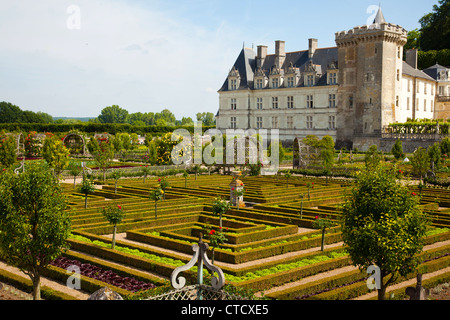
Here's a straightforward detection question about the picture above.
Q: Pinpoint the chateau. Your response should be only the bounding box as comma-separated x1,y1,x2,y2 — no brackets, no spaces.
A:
215,8,450,151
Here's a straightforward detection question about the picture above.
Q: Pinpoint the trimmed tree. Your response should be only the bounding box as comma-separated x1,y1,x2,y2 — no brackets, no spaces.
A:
411,147,430,184
391,139,405,161
0,133,17,168
101,204,125,249
42,134,70,178
149,185,164,219
79,177,96,209
340,164,429,300
0,162,71,300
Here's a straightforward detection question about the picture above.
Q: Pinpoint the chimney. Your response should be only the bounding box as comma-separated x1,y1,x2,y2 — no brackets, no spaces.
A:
257,45,268,69
406,49,418,69
309,38,318,59
275,40,286,68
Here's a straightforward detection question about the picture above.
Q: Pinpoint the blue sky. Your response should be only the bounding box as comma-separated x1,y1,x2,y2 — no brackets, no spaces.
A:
0,0,437,120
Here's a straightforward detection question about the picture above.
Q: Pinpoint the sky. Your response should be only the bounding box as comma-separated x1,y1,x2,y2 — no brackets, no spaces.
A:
0,0,438,120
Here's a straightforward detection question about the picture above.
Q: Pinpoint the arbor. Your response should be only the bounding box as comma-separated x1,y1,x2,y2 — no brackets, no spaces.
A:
0,162,71,300
42,134,70,178
340,164,428,300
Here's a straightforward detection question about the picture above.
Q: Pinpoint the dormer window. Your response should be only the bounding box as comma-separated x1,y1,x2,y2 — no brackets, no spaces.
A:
303,61,321,87
328,72,338,85
269,66,283,89
254,67,267,90
285,62,299,88
228,67,240,91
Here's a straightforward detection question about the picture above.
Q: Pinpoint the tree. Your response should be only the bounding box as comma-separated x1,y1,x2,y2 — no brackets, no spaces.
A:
364,145,382,169
93,137,114,181
404,29,422,50
418,0,450,51
42,134,70,178
110,169,122,194
0,162,71,300
149,185,164,219
211,197,231,229
411,147,430,183
340,164,429,300
101,204,125,250
0,133,17,168
181,117,194,126
312,215,336,251
427,142,442,171
440,137,450,156
79,177,96,209
68,161,82,188
97,105,129,124
196,112,216,126
391,139,405,161
0,101,23,123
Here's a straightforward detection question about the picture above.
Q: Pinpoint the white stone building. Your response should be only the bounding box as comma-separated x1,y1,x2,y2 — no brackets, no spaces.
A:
215,7,449,150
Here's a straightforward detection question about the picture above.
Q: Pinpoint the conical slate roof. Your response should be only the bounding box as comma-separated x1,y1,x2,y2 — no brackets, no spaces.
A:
373,6,386,24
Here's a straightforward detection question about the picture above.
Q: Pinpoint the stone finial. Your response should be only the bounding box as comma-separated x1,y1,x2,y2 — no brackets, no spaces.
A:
87,287,123,300
405,274,430,300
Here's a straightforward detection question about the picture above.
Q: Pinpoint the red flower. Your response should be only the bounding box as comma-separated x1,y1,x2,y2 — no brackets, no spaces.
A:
158,178,161,182
315,216,319,220
232,187,235,190
412,192,417,196
209,229,216,235
240,183,244,186
118,205,122,209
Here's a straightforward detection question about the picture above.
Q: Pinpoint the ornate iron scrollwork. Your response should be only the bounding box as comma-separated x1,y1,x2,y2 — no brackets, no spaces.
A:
170,234,225,291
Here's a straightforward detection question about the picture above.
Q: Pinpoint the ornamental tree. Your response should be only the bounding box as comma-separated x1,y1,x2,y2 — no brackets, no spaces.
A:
0,162,71,300
149,185,164,219
93,137,114,182
411,147,430,183
340,164,429,300
0,133,17,168
79,177,96,209
312,215,336,251
42,133,70,178
101,204,125,249
212,197,231,228
205,227,228,264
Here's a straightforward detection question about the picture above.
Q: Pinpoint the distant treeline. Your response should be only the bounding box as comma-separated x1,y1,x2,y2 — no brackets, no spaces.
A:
0,122,215,135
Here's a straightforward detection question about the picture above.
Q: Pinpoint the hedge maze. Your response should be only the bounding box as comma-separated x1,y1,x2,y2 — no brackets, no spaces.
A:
35,174,450,299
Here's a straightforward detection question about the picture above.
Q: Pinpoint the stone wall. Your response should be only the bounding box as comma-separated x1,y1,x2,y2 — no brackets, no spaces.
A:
380,137,441,153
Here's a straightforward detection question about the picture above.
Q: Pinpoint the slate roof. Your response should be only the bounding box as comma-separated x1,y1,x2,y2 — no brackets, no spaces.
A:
218,46,338,91
423,63,450,81
402,61,435,81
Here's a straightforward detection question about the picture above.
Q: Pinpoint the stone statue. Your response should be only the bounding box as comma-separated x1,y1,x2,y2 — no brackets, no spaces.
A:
405,274,430,300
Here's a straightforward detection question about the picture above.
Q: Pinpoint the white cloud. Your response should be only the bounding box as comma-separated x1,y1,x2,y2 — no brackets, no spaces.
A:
0,0,239,119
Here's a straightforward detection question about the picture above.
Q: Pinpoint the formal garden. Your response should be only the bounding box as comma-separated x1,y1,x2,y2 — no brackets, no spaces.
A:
0,129,450,301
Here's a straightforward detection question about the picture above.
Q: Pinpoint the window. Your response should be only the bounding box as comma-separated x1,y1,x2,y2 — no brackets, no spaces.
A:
396,96,399,107
431,101,434,112
272,116,278,129
307,95,314,108
431,85,434,95
231,98,237,110
287,116,293,129
439,86,445,95
424,99,427,112
272,78,279,88
407,97,410,110
397,47,401,59
256,79,264,89
328,73,337,85
348,95,353,108
424,83,427,95
287,77,295,88
230,79,237,90
329,94,336,108
416,98,419,111
328,116,336,129
272,97,278,109
408,80,411,92
306,116,313,129
256,117,263,129
397,69,400,81
307,75,314,87
287,96,294,109
257,97,263,110
417,82,420,93
230,117,236,129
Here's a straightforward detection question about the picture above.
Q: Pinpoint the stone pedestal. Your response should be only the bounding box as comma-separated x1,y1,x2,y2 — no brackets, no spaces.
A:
230,171,244,207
